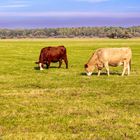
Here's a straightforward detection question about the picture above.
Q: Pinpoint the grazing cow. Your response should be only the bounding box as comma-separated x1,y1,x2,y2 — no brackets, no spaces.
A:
36,46,68,70
85,47,132,76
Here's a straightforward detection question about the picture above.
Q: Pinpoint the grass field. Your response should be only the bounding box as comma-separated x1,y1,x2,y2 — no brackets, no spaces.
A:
0,38,140,139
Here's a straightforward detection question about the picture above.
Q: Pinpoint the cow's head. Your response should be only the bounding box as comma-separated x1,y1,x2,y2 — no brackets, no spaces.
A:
84,63,95,76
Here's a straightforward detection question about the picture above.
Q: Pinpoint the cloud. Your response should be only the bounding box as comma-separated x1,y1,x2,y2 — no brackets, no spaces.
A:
0,4,28,8
126,6,140,9
0,11,140,18
75,0,109,3
0,0,29,9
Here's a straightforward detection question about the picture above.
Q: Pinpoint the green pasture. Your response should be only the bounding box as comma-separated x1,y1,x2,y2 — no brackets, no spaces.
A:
0,38,140,139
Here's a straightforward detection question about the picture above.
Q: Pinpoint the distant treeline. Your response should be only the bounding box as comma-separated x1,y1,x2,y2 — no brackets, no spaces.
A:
0,26,140,39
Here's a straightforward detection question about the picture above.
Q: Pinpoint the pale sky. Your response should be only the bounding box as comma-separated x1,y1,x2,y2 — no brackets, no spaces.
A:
0,0,140,28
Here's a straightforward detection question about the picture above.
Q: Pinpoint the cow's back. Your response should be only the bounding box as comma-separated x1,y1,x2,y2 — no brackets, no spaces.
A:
48,46,66,56
96,48,132,64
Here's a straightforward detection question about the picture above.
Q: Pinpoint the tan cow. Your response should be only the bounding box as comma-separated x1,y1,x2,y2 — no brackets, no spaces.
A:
85,47,132,76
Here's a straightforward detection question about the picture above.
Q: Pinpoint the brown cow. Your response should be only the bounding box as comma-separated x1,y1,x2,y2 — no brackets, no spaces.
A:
85,47,132,76
36,46,68,70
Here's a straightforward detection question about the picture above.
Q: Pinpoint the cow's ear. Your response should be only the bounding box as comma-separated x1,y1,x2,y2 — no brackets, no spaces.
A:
84,64,88,68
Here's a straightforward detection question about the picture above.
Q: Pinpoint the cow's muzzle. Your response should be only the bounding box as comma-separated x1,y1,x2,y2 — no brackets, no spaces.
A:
86,72,92,76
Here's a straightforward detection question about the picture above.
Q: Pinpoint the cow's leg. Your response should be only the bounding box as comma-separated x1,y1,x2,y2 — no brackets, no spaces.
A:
45,61,49,69
64,56,68,69
47,61,51,69
39,63,43,70
58,60,62,68
122,61,127,76
127,63,130,75
104,63,110,76
46,63,49,69
97,70,101,76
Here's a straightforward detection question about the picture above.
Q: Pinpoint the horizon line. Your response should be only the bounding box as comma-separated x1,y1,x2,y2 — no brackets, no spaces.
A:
0,12,140,18
0,25,140,30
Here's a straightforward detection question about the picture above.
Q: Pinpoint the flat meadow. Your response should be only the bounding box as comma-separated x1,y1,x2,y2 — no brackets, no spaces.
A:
0,38,140,139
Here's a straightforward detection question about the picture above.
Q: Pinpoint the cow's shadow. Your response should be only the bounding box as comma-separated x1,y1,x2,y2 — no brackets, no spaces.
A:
80,72,121,76
34,66,121,76
34,67,40,70
34,66,62,70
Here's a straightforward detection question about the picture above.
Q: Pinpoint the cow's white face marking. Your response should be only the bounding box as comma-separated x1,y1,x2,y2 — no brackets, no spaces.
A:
86,72,92,76
39,63,43,70
85,64,94,76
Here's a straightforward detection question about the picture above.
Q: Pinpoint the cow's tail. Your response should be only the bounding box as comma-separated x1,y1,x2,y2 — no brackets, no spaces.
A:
129,59,131,71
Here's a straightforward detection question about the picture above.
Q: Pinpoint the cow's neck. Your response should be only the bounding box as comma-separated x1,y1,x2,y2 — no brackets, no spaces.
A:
88,54,97,66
